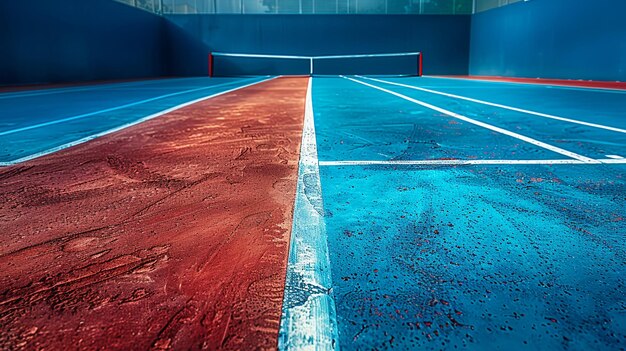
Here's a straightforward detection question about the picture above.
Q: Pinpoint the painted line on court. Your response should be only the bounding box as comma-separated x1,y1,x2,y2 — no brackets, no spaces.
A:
358,76,626,134
344,76,599,164
424,75,626,93
0,77,264,136
600,158,626,164
0,77,275,167
278,77,339,351
0,77,212,100
319,158,626,167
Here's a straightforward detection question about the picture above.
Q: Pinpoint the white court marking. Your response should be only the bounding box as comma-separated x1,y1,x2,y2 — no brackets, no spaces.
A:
423,75,626,94
0,77,275,166
344,77,600,164
0,76,212,100
278,77,339,351
0,77,262,136
606,155,624,159
319,158,626,167
358,76,626,134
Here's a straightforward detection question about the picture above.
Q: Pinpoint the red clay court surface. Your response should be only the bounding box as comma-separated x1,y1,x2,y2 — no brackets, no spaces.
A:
0,77,307,350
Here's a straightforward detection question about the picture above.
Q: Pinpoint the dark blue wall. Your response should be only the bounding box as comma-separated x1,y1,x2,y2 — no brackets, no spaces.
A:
165,14,471,76
1,5,470,83
0,0,167,85
469,0,626,82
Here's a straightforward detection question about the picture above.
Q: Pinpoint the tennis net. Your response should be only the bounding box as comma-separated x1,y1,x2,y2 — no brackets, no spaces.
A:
209,52,422,77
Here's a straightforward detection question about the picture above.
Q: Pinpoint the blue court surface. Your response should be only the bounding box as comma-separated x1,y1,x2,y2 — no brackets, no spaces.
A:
0,76,267,165
300,76,626,350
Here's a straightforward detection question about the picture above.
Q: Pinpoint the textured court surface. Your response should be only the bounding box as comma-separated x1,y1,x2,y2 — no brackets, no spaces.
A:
0,76,625,350
312,77,626,350
0,77,307,350
0,77,267,164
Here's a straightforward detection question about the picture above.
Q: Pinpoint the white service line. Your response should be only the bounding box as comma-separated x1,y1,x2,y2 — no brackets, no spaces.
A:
0,77,275,167
278,77,339,351
357,76,626,134
319,158,626,167
0,77,264,137
600,158,626,164
344,76,600,164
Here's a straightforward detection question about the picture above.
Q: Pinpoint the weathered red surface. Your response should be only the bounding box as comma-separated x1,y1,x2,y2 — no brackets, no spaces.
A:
0,77,308,350
436,75,626,90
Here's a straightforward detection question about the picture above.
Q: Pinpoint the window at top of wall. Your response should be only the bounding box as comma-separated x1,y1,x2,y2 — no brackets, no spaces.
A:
145,0,476,15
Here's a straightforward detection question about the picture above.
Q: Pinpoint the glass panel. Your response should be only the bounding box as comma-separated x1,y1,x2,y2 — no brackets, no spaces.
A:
278,0,300,14
217,0,242,13
244,0,272,13
422,0,453,14
455,0,472,14
475,0,523,13
386,0,415,15
117,0,477,15
315,0,339,14
356,0,385,14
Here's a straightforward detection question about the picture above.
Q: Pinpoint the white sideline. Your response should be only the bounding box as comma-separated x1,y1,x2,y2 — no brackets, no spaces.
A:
357,76,626,134
0,77,263,137
424,75,626,93
0,77,211,100
343,76,600,164
278,78,339,351
0,77,275,167
319,158,626,167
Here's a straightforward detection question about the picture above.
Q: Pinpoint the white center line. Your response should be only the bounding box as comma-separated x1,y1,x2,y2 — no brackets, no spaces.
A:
344,76,600,164
278,77,339,351
358,76,626,134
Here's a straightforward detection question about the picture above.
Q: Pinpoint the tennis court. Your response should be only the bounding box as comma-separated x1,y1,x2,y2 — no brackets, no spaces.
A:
1,1,625,350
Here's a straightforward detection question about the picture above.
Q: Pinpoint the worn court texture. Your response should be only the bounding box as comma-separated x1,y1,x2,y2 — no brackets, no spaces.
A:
1,75,625,351
313,77,626,350
0,77,308,350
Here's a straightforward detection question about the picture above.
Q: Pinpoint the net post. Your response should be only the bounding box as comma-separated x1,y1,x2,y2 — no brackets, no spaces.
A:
418,52,423,77
208,53,214,77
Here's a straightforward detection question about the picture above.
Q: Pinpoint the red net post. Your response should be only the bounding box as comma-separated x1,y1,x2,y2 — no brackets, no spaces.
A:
208,53,214,77
418,53,423,77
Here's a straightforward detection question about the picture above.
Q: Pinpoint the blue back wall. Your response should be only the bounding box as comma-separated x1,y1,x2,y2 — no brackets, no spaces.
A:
469,0,626,82
0,0,167,85
165,14,471,76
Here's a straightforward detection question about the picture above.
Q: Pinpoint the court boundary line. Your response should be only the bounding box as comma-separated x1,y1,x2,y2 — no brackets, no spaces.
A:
343,76,600,164
0,77,264,137
0,76,215,100
358,76,626,134
0,77,275,167
424,75,626,93
319,158,626,167
278,77,339,351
